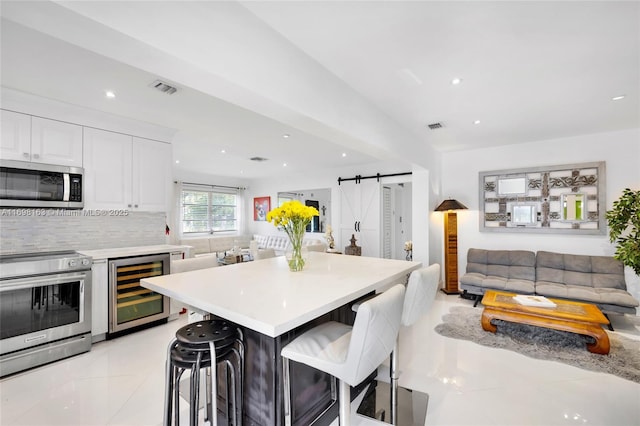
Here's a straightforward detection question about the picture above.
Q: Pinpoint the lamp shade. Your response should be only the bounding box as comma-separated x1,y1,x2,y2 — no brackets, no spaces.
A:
435,199,468,211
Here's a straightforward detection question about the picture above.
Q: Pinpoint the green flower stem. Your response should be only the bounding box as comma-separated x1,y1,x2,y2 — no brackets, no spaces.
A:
283,218,309,271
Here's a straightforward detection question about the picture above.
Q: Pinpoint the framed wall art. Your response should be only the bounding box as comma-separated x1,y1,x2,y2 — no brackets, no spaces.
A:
254,196,271,221
479,162,606,234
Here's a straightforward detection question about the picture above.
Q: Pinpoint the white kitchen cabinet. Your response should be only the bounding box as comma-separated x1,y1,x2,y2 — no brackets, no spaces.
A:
31,117,83,166
0,110,31,161
83,127,171,211
83,127,132,209
0,111,83,166
339,180,381,257
132,136,171,212
91,259,109,341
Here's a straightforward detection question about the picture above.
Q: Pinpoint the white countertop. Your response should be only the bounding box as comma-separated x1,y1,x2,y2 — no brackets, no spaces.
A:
141,252,421,337
79,245,189,260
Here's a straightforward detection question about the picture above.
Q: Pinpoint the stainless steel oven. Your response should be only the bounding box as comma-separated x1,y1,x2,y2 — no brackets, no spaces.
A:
0,251,92,377
108,253,170,334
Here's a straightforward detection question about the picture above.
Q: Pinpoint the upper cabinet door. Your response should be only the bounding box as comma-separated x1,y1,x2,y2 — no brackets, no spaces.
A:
0,110,31,161
31,117,83,166
131,136,171,212
83,127,133,210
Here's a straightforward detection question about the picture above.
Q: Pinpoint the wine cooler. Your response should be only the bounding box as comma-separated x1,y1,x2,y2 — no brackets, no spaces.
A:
108,254,170,334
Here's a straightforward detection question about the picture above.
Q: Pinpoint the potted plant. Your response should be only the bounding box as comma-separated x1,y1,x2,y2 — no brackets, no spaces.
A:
606,188,640,275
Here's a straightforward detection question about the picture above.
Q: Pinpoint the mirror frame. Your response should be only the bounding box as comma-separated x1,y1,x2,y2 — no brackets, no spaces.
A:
561,193,586,221
479,161,605,234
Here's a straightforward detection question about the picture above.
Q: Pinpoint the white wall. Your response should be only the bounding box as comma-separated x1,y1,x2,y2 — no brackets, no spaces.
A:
442,128,640,307
242,160,438,265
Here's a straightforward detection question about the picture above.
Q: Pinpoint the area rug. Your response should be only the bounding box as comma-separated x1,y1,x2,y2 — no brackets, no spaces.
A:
434,306,640,384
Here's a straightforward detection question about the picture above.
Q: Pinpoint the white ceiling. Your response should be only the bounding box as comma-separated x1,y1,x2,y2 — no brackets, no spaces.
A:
1,1,638,180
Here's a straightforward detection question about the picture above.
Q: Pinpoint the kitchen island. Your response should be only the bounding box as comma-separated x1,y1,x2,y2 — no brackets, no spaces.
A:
141,252,421,425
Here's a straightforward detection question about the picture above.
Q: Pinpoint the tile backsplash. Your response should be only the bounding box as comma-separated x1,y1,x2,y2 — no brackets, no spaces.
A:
0,210,167,254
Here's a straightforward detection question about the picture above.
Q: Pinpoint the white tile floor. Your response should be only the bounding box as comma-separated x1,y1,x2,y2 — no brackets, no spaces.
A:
1,293,639,426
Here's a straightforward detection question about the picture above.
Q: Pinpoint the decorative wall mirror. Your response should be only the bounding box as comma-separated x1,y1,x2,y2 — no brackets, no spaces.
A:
498,176,527,195
479,162,605,234
511,204,537,226
277,188,330,233
561,193,585,221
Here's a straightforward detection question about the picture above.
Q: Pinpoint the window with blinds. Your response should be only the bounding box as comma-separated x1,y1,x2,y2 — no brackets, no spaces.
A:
181,187,238,234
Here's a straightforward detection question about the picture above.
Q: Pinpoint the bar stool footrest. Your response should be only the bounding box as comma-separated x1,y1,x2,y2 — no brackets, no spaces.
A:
355,380,429,426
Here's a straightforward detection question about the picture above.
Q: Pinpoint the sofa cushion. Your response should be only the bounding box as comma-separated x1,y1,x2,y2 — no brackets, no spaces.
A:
461,248,536,295
253,234,269,249
179,238,211,256
466,249,536,280
535,282,639,308
266,235,290,252
208,235,251,253
461,273,535,294
180,235,251,256
536,251,626,290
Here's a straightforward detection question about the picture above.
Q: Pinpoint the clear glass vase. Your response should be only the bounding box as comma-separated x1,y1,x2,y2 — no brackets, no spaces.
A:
285,245,308,272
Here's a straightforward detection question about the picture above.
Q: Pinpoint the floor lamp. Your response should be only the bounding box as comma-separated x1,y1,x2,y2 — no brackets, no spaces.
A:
435,199,468,294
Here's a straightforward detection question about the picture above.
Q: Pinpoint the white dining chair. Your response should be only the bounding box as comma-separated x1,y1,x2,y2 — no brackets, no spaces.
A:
281,284,406,426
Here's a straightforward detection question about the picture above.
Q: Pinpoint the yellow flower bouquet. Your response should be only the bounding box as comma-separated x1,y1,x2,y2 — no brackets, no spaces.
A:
267,200,319,271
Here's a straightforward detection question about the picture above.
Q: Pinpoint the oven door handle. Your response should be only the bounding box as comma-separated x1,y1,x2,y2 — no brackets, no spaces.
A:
0,273,88,292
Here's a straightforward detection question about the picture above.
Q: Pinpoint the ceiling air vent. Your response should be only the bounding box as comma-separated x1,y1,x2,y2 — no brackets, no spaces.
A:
427,122,444,130
150,80,178,95
250,157,268,162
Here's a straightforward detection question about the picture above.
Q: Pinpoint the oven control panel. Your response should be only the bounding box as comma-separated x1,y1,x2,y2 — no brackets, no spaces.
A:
0,251,93,280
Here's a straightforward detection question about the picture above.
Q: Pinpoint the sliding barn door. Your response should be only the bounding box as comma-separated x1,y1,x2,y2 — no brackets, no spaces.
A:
339,181,381,257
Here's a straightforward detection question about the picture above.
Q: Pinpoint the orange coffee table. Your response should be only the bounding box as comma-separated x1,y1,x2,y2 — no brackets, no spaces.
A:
480,290,610,354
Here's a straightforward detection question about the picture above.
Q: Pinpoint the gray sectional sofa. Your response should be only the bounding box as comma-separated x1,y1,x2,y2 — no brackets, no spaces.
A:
460,248,639,315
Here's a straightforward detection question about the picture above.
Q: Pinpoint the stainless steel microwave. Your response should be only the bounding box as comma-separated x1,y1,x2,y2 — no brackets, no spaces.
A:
0,160,84,209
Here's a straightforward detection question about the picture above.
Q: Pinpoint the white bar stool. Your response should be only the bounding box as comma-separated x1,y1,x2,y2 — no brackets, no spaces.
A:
353,264,440,425
390,264,440,424
281,284,406,426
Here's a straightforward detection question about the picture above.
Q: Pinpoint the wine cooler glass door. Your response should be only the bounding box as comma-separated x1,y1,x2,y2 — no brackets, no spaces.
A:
108,254,170,334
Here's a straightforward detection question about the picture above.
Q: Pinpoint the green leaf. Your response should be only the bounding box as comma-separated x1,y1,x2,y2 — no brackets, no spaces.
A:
607,188,640,275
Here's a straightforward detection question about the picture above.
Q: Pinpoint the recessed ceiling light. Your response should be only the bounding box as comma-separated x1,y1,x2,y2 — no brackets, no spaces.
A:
105,90,116,98
283,134,290,138
283,163,287,167
175,160,180,164
221,149,226,154
342,153,347,157
451,78,462,85
612,95,626,101
473,120,481,125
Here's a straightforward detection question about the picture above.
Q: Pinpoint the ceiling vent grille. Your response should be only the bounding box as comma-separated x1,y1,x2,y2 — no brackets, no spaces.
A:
250,156,268,162
427,122,444,130
150,80,178,95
